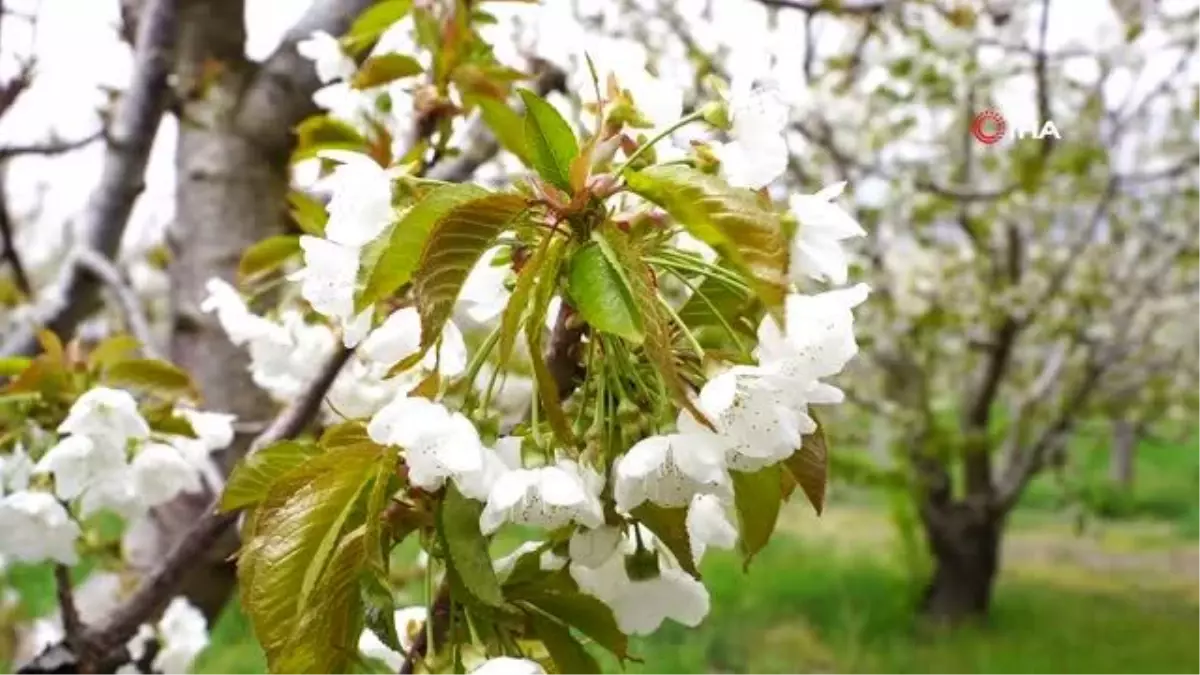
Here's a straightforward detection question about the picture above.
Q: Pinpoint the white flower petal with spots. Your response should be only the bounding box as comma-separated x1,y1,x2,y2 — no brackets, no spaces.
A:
0,491,80,565
479,460,604,534
293,236,373,347
756,284,870,383
613,433,731,512
715,80,790,189
679,369,806,472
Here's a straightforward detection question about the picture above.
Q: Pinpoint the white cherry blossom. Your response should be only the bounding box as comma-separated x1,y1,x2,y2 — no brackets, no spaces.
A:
296,31,356,84
613,433,731,512
152,597,209,675
569,527,710,636
247,311,338,400
479,460,604,534
130,443,203,508
199,278,277,346
173,409,236,488
358,606,427,670
293,236,373,347
493,540,567,576
756,283,870,383
0,443,33,494
678,368,806,471
457,435,522,502
471,657,546,675
367,396,485,494
458,247,511,326
359,306,468,377
57,387,150,449
0,491,80,565
317,150,395,247
714,80,790,189
789,182,868,286
686,494,737,563
35,434,126,501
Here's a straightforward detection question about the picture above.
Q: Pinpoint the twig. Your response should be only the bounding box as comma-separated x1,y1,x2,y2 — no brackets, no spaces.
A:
0,161,31,296
53,566,85,652
752,0,892,14
74,248,163,360
0,130,104,161
0,0,178,358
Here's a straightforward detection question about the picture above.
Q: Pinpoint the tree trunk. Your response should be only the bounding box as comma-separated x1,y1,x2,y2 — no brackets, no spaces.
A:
919,500,1003,623
1109,419,1136,489
124,0,281,622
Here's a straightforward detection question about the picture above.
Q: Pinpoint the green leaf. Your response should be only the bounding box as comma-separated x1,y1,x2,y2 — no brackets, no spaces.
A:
731,464,784,570
518,89,578,192
525,237,574,445
238,447,384,672
288,190,328,237
352,53,423,89
497,237,548,367
0,356,32,377
276,526,368,674
221,440,322,512
568,239,644,344
344,0,413,54
437,482,506,608
626,165,788,319
784,416,829,515
321,420,373,448
527,610,601,674
86,334,140,372
630,503,699,578
476,97,529,164
515,586,627,660
413,193,527,350
361,571,401,654
103,359,199,400
358,184,488,311
295,115,368,160
364,458,398,572
598,227,711,428
238,235,301,282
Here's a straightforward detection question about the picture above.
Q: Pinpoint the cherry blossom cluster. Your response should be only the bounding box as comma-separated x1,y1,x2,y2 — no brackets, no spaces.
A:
0,388,229,670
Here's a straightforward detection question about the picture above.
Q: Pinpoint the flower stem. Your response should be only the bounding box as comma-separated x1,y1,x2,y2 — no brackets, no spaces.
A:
614,108,707,177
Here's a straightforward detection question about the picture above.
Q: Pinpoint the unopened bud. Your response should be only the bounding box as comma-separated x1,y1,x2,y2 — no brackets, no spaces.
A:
700,100,731,131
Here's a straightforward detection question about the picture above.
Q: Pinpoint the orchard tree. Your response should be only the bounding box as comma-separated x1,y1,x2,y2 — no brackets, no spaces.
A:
0,0,873,672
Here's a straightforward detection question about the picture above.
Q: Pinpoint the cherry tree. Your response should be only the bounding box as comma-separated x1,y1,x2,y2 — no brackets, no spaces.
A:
0,0,873,672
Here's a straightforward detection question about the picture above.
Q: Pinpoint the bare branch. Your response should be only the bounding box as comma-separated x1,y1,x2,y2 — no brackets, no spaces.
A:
53,565,85,654
751,0,893,14
0,162,31,296
0,0,179,358
0,130,104,161
73,248,163,360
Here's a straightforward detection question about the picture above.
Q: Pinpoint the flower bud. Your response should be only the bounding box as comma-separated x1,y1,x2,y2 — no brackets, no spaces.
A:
700,100,731,131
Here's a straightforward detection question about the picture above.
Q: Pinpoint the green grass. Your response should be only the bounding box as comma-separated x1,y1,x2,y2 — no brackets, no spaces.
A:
187,520,1198,675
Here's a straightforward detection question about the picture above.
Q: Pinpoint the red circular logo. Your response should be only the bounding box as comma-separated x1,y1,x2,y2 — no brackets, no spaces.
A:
971,109,1006,145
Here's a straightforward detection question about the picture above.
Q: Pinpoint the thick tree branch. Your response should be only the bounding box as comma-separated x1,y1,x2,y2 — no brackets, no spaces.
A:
74,248,163,360
53,565,84,654
234,0,378,156
0,0,179,358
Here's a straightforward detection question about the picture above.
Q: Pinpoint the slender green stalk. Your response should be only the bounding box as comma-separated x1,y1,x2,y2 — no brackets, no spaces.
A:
614,108,707,177
657,293,706,360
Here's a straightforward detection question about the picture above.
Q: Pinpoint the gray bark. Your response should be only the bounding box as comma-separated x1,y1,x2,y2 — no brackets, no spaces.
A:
126,0,376,621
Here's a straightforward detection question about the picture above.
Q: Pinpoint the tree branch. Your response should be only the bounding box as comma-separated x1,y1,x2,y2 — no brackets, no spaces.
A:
53,565,84,653
0,130,104,161
751,0,893,14
0,0,179,358
0,161,31,296
73,248,163,360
